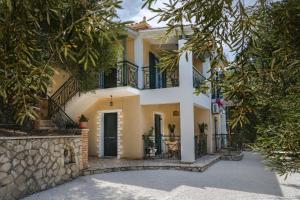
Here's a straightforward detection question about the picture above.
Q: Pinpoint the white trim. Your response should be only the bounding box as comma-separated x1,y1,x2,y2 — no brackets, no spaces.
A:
97,109,123,159
97,109,122,114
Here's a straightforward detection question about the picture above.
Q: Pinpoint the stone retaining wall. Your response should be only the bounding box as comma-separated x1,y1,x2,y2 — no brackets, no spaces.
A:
0,134,84,200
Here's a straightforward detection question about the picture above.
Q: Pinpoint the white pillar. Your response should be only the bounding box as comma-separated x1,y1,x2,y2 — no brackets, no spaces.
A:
134,35,144,89
178,39,195,162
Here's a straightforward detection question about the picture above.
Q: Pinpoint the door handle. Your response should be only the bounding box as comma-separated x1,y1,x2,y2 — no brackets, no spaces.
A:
105,137,116,139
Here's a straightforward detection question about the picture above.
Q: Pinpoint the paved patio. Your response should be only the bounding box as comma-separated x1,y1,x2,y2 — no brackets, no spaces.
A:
83,154,221,175
23,152,300,200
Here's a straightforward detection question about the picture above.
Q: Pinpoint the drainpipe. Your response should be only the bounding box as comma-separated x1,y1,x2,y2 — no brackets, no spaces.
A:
214,116,218,152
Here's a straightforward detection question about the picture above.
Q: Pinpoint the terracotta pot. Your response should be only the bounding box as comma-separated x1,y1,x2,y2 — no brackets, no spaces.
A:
79,121,88,129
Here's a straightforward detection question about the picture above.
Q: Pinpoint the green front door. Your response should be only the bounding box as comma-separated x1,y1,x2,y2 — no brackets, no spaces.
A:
104,113,118,156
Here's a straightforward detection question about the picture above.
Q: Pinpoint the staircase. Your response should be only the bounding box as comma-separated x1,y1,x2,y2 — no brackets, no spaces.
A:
47,76,80,129
1,60,136,130
0,77,80,130
35,119,57,130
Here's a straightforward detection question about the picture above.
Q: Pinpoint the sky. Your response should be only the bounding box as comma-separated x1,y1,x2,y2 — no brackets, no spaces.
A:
118,0,167,27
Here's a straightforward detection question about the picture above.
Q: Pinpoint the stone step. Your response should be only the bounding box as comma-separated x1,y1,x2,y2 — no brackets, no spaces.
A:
35,120,57,129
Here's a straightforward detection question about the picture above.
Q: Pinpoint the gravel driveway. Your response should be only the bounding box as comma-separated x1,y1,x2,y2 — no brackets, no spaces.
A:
23,152,300,200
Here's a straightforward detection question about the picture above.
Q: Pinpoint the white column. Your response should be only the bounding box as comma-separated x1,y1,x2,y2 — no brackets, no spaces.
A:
178,39,195,162
134,35,144,89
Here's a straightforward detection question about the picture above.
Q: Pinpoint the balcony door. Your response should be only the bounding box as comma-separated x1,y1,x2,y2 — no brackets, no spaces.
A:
104,68,118,88
149,52,166,89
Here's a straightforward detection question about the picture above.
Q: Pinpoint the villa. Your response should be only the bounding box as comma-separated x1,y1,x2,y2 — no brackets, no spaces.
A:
46,19,228,163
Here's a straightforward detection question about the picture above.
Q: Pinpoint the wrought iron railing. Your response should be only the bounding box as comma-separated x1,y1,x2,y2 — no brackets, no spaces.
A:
215,134,242,151
99,61,138,89
193,67,206,88
143,134,181,159
48,95,79,129
143,66,179,89
195,134,207,158
51,76,80,110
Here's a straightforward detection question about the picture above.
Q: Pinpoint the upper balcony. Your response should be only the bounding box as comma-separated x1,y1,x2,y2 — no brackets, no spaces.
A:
193,67,206,89
99,61,138,89
143,66,179,89
98,61,207,93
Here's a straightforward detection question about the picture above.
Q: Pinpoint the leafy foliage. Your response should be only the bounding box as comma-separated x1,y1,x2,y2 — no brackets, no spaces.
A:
0,0,126,124
79,114,88,122
143,0,300,174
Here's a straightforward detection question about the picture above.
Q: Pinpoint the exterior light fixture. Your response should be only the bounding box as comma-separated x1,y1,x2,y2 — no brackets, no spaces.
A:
173,111,180,116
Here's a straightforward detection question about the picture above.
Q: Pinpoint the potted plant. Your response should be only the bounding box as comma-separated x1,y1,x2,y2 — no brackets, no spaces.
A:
198,122,208,154
198,122,208,135
79,114,88,129
168,124,176,142
143,127,157,158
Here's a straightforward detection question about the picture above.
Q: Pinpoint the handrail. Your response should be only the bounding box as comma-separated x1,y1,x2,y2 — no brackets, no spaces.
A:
99,60,138,89
51,76,80,110
118,60,139,69
193,67,206,88
48,95,79,129
193,67,206,80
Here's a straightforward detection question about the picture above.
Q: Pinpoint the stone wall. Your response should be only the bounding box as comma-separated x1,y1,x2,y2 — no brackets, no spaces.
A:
0,135,83,200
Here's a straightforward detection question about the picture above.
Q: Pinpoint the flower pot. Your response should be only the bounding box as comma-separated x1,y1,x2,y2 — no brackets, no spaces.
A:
79,121,88,129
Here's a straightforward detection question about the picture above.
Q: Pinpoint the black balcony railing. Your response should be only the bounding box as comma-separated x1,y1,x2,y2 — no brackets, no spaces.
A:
99,61,138,89
193,67,206,88
215,134,242,151
143,66,179,89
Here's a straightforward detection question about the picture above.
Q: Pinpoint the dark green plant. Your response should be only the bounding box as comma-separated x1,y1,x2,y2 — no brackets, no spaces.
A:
144,127,154,148
168,123,176,142
143,0,300,174
0,0,127,124
198,123,208,135
79,114,88,122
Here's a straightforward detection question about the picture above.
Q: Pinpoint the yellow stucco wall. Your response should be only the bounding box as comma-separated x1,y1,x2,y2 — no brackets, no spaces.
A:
49,67,70,95
143,39,160,67
194,106,214,153
81,96,142,159
81,95,181,159
193,57,204,74
141,104,180,137
126,38,135,63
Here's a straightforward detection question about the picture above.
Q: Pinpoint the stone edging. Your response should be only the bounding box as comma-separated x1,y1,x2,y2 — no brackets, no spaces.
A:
0,135,81,140
220,153,244,161
82,157,220,176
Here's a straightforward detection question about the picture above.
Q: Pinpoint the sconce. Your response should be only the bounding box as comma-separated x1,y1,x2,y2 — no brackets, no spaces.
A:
173,110,180,116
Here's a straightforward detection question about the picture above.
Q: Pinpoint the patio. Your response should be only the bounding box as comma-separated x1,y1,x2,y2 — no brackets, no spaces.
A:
22,152,300,200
